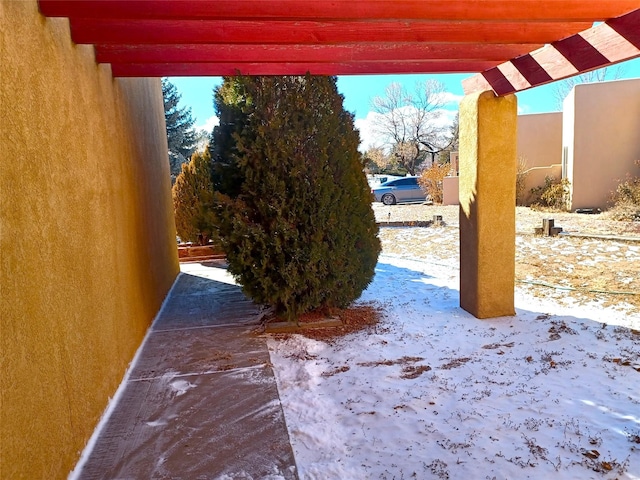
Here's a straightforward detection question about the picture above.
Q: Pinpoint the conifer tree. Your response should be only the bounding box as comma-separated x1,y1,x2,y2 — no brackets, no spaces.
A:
162,78,198,182
172,149,215,245
209,80,248,197
212,75,381,321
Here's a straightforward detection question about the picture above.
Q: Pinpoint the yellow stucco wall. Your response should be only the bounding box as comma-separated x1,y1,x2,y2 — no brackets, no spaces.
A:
0,1,180,478
459,90,517,319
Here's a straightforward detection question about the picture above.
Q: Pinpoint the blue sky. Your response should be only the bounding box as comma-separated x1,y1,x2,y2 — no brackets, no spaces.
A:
169,58,640,139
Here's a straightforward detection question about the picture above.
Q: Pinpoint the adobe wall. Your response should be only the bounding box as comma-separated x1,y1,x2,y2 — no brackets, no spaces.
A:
565,78,640,210
443,113,563,207
442,176,460,205
517,112,563,205
0,1,180,478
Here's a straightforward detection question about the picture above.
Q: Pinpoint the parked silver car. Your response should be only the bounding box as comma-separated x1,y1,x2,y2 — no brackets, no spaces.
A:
371,176,426,205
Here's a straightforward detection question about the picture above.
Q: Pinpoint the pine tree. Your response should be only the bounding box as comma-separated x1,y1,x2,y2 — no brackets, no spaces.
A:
212,75,381,321
172,149,215,245
209,80,248,197
162,79,198,182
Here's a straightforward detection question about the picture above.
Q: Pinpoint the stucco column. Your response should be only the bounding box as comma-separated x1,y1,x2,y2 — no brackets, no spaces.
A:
459,90,517,318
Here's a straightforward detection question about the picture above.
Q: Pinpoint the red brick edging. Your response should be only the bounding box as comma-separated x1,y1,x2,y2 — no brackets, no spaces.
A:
177,245,226,263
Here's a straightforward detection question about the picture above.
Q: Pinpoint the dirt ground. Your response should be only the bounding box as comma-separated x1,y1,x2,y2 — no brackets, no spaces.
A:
373,204,640,237
373,204,640,313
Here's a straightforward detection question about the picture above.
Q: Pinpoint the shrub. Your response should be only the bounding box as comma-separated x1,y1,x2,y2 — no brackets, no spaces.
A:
530,176,571,211
381,167,409,177
614,178,640,205
172,149,215,245
212,75,381,321
608,201,640,221
609,160,640,221
418,162,450,204
515,156,529,206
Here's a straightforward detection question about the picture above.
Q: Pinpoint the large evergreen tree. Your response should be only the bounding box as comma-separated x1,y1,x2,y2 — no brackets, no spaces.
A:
162,78,198,182
172,149,215,245
212,75,381,321
209,80,249,198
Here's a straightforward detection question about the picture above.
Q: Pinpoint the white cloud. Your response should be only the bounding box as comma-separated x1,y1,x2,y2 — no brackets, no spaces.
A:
432,108,458,129
196,115,219,133
518,104,532,115
355,111,386,152
434,91,464,105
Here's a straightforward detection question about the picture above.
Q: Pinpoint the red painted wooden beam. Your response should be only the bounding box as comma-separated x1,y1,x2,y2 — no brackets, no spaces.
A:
462,9,640,96
110,61,501,77
34,0,638,79
69,19,593,45
95,43,540,65
38,0,640,22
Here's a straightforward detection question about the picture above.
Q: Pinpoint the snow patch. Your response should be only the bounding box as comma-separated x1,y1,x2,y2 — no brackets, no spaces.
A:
268,243,640,479
169,379,196,396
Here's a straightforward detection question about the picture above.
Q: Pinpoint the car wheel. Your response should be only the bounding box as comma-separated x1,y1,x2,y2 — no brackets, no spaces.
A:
382,193,396,205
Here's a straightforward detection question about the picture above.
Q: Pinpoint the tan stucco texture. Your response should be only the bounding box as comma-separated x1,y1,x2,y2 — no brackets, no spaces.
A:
517,112,563,205
459,90,517,319
564,78,640,210
1,1,180,478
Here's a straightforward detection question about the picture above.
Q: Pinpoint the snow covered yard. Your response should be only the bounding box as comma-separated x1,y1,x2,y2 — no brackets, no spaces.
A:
267,226,640,479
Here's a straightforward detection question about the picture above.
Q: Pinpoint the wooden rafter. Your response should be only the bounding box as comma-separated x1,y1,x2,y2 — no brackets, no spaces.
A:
37,0,640,22
463,9,640,95
95,43,541,65
36,0,639,78
110,61,503,77
69,19,593,46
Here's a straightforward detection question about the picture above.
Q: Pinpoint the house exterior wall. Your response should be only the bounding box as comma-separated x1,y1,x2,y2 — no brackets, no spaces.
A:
442,151,460,205
442,113,563,207
563,78,640,210
563,88,577,209
517,112,563,204
442,176,460,205
0,1,180,478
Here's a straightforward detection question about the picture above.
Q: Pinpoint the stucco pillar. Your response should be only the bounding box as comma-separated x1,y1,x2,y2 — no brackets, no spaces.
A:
459,90,517,318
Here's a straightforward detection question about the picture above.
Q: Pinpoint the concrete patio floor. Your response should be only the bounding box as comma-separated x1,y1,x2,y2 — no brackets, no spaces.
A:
73,262,298,479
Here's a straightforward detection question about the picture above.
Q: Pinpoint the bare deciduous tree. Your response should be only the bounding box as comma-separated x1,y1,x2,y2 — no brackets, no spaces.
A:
552,66,625,110
371,80,456,175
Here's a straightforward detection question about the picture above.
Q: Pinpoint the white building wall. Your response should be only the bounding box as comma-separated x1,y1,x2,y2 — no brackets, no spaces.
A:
565,78,640,210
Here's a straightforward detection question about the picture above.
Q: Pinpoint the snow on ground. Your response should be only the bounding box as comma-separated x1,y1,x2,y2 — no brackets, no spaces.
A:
267,228,640,480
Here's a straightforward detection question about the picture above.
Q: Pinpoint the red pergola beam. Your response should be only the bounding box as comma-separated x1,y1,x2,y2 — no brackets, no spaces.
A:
35,0,639,79
110,60,501,77
463,9,640,95
95,43,541,65
69,19,593,45
38,0,640,22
